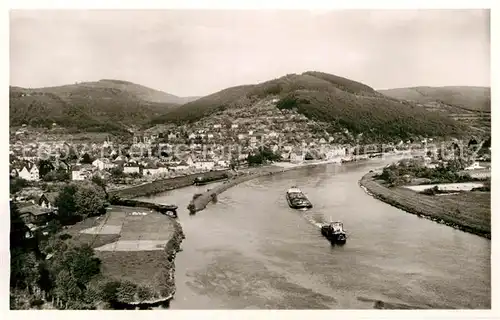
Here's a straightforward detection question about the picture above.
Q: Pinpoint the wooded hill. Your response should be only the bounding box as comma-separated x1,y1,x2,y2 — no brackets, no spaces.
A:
151,71,469,142
9,79,196,134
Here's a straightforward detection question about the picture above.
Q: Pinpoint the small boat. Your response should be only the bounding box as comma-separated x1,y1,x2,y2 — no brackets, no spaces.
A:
286,186,313,209
321,221,347,245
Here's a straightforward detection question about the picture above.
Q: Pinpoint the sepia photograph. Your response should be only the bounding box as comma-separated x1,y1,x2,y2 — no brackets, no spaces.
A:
6,3,494,315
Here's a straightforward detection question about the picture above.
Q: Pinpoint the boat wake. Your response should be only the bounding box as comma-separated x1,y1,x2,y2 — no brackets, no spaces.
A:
301,212,326,229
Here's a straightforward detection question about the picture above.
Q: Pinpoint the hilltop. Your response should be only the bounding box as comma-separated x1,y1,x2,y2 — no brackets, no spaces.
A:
9,80,197,134
378,86,490,112
151,71,468,142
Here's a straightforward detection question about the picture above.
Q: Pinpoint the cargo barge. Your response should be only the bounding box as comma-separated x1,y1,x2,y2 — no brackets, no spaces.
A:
193,173,229,186
286,186,313,209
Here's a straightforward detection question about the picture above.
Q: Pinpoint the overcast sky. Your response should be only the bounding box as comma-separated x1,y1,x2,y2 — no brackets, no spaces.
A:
10,9,490,97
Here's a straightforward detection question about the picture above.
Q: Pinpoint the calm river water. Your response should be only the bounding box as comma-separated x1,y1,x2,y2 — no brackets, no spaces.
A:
137,159,490,309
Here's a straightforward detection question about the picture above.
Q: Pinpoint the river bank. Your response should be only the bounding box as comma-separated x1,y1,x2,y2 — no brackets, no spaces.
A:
109,170,231,199
359,172,491,239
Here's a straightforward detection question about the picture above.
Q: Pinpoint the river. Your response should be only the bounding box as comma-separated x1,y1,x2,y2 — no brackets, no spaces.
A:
136,158,490,309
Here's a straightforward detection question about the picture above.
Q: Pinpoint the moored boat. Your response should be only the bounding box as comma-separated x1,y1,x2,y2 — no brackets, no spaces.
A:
321,221,347,245
286,186,313,209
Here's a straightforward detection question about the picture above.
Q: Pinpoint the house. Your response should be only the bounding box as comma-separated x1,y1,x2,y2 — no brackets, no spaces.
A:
92,158,116,170
123,163,141,174
216,160,229,168
71,167,86,181
18,163,39,181
143,163,165,176
38,192,59,209
114,155,127,162
250,136,258,146
231,124,239,129
19,205,57,226
213,124,222,129
169,161,190,172
238,134,246,140
194,161,215,171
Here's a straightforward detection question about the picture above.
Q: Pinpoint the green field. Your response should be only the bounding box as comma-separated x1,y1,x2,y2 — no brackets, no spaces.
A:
64,205,181,304
361,173,490,238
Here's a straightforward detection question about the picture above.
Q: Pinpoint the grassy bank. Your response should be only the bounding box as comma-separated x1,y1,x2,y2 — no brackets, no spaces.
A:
62,205,184,309
109,170,231,199
359,172,490,239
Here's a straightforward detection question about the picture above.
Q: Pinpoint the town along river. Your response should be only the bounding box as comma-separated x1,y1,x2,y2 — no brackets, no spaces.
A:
137,159,490,309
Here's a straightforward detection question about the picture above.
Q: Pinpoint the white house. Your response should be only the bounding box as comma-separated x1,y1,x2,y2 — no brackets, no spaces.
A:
71,168,86,181
188,133,196,139
213,124,222,129
143,164,160,176
231,124,239,129
92,158,116,171
326,147,346,159
238,134,246,140
123,164,141,174
194,161,215,171
169,161,190,172
250,136,258,146
216,160,229,168
18,163,39,181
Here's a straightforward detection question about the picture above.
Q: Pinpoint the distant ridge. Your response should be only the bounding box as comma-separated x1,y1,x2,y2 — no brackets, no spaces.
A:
151,71,468,142
9,79,194,133
378,86,490,112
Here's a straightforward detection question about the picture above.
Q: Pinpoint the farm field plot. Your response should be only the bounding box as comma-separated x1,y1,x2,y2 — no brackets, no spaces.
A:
63,205,179,303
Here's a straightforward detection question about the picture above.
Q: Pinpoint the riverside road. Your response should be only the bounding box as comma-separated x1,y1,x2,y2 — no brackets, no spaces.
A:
137,158,490,309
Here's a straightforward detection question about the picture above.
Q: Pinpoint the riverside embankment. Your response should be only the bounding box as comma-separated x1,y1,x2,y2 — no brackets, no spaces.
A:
109,170,231,199
359,172,491,239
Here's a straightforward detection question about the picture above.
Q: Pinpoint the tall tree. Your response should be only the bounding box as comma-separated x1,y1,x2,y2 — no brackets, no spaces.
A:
38,159,55,178
74,183,106,218
55,185,78,224
81,153,93,164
